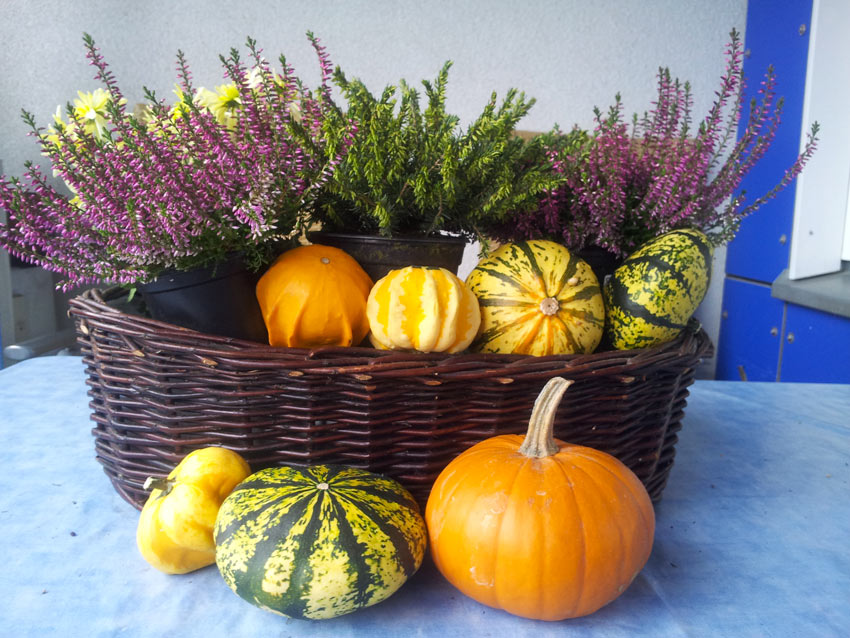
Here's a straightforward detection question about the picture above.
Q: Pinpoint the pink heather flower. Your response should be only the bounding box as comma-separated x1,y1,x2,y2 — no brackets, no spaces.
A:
0,33,353,289
498,28,819,257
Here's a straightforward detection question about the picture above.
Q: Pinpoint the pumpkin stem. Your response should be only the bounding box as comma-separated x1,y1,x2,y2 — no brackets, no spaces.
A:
517,377,574,458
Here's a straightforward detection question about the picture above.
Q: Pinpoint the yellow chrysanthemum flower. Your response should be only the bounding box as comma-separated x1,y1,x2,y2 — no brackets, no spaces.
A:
245,66,303,124
44,106,73,148
72,89,114,140
197,83,241,129
288,100,303,124
167,85,198,122
246,66,267,91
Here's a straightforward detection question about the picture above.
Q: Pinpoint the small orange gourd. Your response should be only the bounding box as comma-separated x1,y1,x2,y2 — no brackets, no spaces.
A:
425,377,655,621
256,244,373,348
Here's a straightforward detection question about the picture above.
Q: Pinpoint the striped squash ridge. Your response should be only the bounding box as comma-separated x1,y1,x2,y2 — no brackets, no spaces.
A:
603,228,712,349
214,465,426,619
466,239,605,355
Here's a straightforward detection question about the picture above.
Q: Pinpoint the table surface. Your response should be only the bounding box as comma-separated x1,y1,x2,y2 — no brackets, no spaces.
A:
1,356,848,638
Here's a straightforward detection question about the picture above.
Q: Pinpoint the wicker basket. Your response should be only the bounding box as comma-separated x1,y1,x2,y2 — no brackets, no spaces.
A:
69,287,713,510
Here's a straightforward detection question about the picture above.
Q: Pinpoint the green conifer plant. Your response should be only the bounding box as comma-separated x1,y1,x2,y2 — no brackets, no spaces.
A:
312,60,559,242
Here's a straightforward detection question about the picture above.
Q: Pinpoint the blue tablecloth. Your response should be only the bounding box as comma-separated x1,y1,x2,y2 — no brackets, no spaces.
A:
1,356,848,637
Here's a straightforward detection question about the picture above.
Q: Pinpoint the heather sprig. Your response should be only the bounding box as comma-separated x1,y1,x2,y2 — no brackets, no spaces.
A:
497,29,819,256
0,33,352,290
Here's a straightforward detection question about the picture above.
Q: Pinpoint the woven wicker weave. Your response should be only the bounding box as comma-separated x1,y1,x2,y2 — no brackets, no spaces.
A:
69,287,713,510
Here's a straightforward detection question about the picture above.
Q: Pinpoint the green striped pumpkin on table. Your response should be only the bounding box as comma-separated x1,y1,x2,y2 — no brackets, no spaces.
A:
466,239,605,355
603,228,713,349
214,465,427,619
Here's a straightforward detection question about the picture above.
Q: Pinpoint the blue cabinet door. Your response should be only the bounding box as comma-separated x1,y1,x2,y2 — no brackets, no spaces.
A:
716,278,785,381
780,304,850,383
724,0,813,284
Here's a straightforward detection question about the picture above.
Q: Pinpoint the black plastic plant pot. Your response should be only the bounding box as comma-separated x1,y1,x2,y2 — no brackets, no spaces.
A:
307,231,467,282
574,244,623,287
138,254,269,343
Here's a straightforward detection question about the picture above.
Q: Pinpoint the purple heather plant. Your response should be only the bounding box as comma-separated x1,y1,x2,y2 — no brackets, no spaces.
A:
500,29,819,258
0,33,353,290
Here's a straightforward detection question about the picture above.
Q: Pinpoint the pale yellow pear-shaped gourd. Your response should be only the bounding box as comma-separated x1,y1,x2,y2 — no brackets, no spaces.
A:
136,447,251,574
366,266,481,354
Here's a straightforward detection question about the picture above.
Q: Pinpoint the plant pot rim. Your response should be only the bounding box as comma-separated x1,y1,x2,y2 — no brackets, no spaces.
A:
307,230,467,246
138,253,250,293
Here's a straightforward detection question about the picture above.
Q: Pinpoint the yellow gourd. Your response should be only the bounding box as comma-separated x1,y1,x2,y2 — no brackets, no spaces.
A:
136,447,251,574
366,266,481,353
256,244,374,348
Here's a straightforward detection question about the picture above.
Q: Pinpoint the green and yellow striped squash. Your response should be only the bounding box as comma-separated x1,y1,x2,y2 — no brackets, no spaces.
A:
214,465,426,620
465,240,605,355
603,228,712,349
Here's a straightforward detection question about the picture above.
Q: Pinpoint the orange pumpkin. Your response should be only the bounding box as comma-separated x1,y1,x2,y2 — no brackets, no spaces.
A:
256,244,373,348
425,377,655,621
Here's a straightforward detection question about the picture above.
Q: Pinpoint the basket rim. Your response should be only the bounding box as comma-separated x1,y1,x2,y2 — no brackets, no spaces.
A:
306,230,468,246
69,287,713,377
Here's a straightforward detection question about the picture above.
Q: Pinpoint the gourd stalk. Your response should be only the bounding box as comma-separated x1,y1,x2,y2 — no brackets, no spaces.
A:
517,377,574,458
144,476,173,495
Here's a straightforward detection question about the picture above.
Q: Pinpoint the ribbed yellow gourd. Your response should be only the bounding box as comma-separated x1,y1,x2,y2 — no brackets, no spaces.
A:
256,244,373,348
466,240,605,355
366,266,481,354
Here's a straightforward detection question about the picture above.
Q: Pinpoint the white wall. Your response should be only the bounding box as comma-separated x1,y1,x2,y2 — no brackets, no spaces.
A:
1,0,746,172
0,0,746,370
